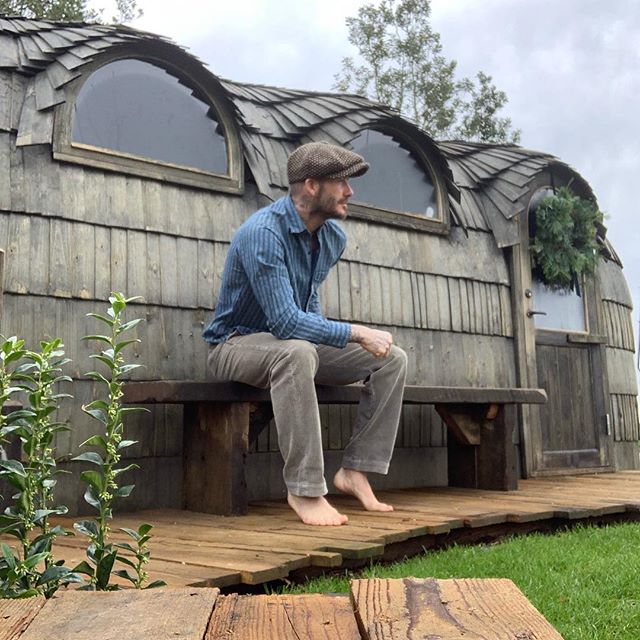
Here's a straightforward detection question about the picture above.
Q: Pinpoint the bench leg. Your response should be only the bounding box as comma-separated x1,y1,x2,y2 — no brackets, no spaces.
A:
442,404,517,491
182,402,250,515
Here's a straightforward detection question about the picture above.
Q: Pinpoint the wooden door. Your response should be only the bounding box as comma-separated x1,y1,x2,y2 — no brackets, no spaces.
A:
535,332,606,469
528,266,611,473
512,181,612,477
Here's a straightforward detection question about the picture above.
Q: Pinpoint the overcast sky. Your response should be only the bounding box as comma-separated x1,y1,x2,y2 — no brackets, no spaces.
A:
109,0,640,355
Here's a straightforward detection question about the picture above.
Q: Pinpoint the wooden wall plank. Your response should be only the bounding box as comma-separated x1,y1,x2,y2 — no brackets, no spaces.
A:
337,261,352,322
0,132,10,211
357,261,371,324
109,227,128,296
159,235,178,306
606,348,638,395
127,230,148,302
5,214,30,293
145,233,162,304
196,240,215,309
9,135,25,212
93,225,111,299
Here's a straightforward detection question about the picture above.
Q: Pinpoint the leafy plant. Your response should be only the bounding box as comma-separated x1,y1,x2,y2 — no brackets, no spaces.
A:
73,293,163,590
530,186,604,290
115,524,165,589
0,338,81,597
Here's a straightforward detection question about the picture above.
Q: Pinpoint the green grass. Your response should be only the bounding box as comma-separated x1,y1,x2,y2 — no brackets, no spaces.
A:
286,523,640,639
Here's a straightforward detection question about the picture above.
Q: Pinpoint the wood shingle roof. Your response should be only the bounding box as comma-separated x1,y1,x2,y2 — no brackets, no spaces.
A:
0,15,616,261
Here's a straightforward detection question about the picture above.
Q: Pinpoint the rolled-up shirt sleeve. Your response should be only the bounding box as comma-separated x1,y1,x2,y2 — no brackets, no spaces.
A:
240,226,351,347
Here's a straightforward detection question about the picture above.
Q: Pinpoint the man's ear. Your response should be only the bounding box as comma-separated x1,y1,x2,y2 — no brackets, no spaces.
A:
304,177,321,197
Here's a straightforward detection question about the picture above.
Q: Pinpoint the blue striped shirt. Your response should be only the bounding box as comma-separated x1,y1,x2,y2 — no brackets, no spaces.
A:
203,195,352,347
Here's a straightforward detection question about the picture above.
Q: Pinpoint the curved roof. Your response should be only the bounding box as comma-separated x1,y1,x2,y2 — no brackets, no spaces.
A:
0,15,617,262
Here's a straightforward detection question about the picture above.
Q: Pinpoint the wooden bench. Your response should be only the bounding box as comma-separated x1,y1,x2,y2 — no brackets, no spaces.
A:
5,578,564,639
123,381,546,516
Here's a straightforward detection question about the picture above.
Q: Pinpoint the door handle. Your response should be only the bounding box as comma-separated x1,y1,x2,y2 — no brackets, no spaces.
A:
527,310,548,318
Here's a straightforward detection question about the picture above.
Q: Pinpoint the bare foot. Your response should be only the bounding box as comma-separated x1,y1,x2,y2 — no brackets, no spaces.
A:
333,467,394,512
287,493,349,526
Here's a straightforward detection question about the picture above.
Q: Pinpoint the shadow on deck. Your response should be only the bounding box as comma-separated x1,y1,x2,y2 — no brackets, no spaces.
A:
51,471,640,591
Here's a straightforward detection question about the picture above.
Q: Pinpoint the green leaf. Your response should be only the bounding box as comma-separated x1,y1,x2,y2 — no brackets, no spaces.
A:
72,560,95,577
120,364,142,374
117,440,138,450
33,509,58,524
23,551,49,569
89,355,117,371
115,546,138,559
74,520,99,538
82,335,112,344
138,523,153,537
96,550,118,590
82,406,108,425
115,485,135,498
119,527,140,541
114,339,141,355
85,371,111,385
80,470,105,493
37,565,73,585
119,319,142,333
0,460,26,477
80,434,109,449
113,463,139,477
1,544,17,569
145,580,167,589
86,312,115,326
83,485,101,510
114,569,136,584
73,452,105,466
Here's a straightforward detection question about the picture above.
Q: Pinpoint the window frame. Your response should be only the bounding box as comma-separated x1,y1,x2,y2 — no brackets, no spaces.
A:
346,126,450,234
53,45,243,194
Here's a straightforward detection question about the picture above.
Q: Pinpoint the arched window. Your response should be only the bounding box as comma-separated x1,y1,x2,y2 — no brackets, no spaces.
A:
54,55,242,193
348,129,446,230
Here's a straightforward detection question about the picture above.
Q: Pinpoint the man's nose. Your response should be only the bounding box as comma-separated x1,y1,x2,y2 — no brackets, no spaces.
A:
344,181,354,197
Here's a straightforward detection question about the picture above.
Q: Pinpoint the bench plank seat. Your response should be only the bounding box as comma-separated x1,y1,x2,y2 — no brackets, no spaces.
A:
123,380,546,515
123,381,547,406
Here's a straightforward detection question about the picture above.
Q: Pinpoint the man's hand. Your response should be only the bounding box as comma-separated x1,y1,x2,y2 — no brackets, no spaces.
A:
350,324,393,358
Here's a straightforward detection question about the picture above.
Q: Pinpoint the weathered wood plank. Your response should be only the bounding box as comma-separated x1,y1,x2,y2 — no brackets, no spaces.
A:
350,577,563,639
0,132,10,211
18,589,219,640
0,598,45,640
206,594,361,640
123,380,547,406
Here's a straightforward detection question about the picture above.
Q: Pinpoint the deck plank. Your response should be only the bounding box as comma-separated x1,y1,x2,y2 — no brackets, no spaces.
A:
18,589,218,640
350,577,564,639
6,473,638,590
206,594,361,639
0,599,45,640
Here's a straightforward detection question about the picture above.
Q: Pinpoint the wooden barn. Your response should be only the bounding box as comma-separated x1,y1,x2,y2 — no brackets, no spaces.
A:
0,16,637,514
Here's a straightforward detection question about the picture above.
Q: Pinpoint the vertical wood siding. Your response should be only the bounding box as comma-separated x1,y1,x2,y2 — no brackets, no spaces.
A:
1,130,519,505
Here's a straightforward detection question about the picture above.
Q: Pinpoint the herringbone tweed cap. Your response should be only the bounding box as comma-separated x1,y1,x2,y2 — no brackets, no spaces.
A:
287,142,369,184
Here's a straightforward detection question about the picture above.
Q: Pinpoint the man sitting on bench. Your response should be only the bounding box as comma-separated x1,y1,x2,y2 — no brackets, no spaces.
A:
203,142,407,526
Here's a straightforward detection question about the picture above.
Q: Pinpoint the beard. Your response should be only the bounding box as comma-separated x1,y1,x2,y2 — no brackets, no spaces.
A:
314,185,348,220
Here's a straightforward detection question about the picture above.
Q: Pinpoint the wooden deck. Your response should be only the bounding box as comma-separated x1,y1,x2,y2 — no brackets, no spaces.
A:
43,471,640,590
0,578,564,639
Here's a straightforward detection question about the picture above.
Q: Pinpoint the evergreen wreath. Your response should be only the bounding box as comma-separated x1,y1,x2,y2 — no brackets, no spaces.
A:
530,186,604,290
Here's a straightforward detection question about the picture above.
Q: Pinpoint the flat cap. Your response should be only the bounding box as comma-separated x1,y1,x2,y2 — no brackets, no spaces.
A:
287,141,369,184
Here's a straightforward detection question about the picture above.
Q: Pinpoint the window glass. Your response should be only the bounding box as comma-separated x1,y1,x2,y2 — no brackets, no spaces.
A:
72,59,228,174
350,129,438,217
531,276,586,332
